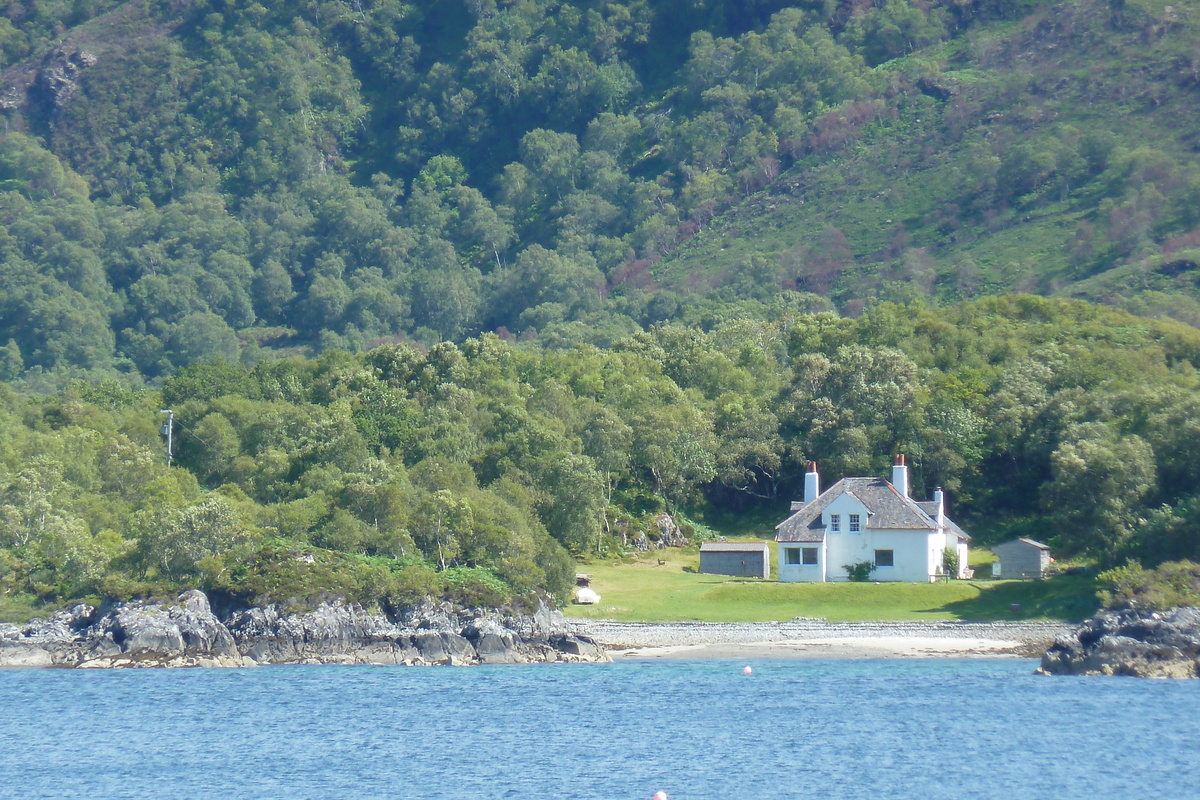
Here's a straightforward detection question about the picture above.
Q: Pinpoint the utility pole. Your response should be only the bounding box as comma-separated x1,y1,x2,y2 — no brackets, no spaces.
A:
159,409,174,467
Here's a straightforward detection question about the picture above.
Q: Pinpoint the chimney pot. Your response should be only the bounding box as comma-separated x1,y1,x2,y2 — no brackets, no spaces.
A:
891,455,910,497
804,462,820,504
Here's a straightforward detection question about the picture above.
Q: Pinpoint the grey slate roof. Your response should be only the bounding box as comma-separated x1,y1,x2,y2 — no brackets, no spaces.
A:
943,517,971,542
914,501,972,542
700,542,771,553
776,477,968,543
994,537,1049,551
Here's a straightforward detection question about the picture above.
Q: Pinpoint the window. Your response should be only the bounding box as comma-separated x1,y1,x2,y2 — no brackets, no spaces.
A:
802,547,819,566
785,548,802,566
874,549,894,568
829,514,840,532
849,514,861,532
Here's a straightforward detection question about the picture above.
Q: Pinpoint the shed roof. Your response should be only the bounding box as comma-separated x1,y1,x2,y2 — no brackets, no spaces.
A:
700,541,771,553
995,537,1051,551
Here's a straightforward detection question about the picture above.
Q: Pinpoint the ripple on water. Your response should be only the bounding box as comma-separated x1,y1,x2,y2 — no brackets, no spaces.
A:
1,658,1198,800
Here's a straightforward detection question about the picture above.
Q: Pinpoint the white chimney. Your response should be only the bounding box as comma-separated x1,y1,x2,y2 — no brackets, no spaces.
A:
804,461,820,504
933,487,945,525
892,454,909,497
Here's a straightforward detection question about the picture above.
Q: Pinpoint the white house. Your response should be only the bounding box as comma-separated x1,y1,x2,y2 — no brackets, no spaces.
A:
775,455,969,583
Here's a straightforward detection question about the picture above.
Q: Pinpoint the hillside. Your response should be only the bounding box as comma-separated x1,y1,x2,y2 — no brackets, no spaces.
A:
1,0,1199,388
659,0,1200,322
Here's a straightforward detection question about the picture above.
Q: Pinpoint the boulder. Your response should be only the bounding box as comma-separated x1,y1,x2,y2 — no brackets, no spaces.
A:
34,47,97,110
1038,607,1200,678
92,589,240,666
412,631,477,665
463,618,521,664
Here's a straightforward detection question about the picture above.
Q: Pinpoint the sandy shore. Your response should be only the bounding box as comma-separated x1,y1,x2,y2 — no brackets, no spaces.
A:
570,619,1072,660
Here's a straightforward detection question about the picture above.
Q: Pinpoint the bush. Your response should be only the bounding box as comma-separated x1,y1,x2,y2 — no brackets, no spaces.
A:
442,566,514,608
844,560,875,582
943,547,960,579
391,564,443,605
1098,560,1200,611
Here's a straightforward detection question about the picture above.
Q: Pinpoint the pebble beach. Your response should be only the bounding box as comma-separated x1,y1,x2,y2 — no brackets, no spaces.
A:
572,619,1072,659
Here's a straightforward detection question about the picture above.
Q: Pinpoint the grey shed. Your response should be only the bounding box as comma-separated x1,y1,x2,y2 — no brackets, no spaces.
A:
699,542,771,579
991,538,1052,579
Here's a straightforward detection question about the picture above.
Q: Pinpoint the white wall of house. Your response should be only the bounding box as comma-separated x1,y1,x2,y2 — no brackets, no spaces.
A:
777,487,967,582
776,542,825,582
827,528,935,582
955,538,969,578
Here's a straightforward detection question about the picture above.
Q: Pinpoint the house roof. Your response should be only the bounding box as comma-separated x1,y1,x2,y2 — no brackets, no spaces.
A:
943,517,971,542
700,542,770,553
776,477,968,542
914,501,972,542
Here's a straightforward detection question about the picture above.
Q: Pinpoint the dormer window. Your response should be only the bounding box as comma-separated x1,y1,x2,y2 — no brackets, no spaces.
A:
849,514,861,532
829,514,840,532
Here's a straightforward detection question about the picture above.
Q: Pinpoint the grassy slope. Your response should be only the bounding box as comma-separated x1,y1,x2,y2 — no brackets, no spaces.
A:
565,545,1099,623
657,0,1200,321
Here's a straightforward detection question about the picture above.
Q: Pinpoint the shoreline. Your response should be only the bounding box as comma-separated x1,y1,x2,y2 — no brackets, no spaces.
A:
571,619,1072,660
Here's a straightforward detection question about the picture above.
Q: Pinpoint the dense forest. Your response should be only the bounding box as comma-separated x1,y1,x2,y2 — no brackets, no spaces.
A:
2,0,1200,614
4,297,1200,616
1,0,1199,387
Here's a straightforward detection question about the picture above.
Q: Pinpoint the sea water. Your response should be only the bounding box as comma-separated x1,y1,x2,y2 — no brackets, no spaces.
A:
1,658,1198,800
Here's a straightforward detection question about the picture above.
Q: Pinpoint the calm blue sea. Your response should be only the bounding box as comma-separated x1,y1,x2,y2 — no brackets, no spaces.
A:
2,657,1198,800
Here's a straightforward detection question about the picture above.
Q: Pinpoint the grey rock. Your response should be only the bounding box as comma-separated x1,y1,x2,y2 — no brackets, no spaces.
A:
92,589,239,666
225,600,410,664
464,618,520,664
1039,607,1200,678
412,631,476,665
2,590,608,669
35,48,97,110
2,590,239,668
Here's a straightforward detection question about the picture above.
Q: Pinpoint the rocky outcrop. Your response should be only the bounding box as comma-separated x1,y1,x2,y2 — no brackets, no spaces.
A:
629,513,691,551
33,47,97,111
1038,607,1200,678
0,591,609,669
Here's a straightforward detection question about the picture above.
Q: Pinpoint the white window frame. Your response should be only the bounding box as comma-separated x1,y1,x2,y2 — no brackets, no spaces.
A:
829,514,840,532
874,549,894,568
785,548,802,566
849,513,861,532
802,547,819,566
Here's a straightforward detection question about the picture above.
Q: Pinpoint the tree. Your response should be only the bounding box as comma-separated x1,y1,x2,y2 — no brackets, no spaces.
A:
1042,423,1156,561
137,496,251,579
412,489,472,571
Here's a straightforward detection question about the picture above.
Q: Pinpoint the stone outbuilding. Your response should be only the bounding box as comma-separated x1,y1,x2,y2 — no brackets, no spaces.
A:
699,542,771,579
991,538,1052,579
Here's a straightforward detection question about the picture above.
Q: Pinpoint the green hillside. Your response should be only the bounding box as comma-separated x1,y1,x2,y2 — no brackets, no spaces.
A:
659,0,1200,322
4,1,1200,616
2,0,1199,388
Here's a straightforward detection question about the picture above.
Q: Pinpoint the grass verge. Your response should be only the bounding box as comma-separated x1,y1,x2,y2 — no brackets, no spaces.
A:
566,548,1098,623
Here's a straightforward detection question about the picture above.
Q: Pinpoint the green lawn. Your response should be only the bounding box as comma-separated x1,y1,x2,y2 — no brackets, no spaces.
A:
565,548,1098,623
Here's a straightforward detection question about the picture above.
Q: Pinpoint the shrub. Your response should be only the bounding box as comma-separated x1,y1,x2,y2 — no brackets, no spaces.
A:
391,564,443,605
1098,560,1200,611
442,566,513,608
844,560,875,582
943,547,960,579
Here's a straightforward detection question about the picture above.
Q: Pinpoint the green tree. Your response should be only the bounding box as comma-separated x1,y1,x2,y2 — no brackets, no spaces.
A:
137,496,252,579
1042,423,1156,561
